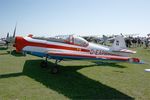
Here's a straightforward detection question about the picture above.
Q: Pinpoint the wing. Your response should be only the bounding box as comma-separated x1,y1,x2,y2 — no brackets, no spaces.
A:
47,49,140,63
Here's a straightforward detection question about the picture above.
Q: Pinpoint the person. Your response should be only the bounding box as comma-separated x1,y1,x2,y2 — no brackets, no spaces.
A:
145,38,149,48
132,38,137,47
137,38,142,47
125,37,131,48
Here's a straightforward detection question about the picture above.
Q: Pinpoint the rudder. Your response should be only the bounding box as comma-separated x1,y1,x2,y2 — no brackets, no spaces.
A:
111,35,126,51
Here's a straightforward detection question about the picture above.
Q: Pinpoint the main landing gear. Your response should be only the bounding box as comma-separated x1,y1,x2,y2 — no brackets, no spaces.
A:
40,56,48,68
40,56,61,74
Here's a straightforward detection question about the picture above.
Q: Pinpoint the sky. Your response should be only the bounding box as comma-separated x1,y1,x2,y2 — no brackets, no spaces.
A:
0,0,150,37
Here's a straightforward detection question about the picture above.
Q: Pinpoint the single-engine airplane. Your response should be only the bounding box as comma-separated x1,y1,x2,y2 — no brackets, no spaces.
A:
0,33,10,47
9,28,142,73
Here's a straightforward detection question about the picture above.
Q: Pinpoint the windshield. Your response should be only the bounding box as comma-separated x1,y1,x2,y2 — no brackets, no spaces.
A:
55,35,70,41
73,36,89,47
56,35,89,47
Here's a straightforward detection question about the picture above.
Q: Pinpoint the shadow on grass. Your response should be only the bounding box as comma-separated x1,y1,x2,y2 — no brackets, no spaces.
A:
0,52,9,55
0,60,133,99
7,50,25,57
0,72,23,78
92,61,126,68
0,47,8,50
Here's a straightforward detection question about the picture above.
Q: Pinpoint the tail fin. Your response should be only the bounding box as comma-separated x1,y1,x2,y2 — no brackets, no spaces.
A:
111,35,126,51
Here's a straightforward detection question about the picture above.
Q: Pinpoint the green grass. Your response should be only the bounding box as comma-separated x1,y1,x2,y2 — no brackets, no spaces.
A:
0,47,150,100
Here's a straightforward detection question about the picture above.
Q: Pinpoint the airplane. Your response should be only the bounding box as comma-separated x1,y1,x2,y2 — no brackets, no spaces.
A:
0,33,10,47
0,39,6,45
98,35,115,44
7,28,142,74
0,25,17,49
82,35,115,45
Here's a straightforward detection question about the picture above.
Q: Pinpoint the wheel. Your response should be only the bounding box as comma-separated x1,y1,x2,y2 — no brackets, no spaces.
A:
40,61,48,68
51,66,59,74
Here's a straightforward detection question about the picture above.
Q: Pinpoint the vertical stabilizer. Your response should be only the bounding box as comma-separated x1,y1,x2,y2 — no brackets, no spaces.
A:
111,35,126,51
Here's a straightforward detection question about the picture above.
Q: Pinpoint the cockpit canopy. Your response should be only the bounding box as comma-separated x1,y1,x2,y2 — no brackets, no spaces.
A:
56,35,89,47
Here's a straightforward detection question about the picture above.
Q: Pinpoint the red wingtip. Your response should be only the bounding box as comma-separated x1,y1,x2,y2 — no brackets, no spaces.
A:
129,58,140,63
132,58,140,63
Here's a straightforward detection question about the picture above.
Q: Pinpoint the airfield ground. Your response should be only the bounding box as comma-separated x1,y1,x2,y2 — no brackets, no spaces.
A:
0,47,150,100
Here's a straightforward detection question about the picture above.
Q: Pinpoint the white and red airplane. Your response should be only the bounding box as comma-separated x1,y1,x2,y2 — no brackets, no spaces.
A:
11,30,143,73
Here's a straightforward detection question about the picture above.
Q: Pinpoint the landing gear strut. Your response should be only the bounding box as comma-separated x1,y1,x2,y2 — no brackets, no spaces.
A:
40,56,61,74
40,56,48,68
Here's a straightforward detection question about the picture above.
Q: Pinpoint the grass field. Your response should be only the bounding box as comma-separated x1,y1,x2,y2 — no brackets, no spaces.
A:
0,47,150,100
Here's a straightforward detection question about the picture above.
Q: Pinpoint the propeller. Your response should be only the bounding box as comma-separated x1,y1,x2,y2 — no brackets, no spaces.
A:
6,24,17,53
0,24,17,55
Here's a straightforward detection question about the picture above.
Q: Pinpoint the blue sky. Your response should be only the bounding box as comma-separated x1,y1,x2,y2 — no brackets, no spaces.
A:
0,0,150,37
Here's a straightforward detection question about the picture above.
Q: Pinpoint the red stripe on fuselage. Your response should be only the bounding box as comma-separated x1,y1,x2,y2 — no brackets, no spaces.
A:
15,36,90,52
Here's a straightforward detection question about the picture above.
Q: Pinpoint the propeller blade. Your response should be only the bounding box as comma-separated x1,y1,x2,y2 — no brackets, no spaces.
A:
13,24,17,38
6,32,9,38
6,32,10,42
7,24,17,53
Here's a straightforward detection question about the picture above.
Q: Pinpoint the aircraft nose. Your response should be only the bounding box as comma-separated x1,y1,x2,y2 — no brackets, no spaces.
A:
14,36,25,52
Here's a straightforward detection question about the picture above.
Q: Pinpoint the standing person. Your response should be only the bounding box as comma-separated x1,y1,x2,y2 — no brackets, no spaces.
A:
132,38,137,47
137,37,141,47
145,38,149,48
